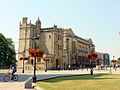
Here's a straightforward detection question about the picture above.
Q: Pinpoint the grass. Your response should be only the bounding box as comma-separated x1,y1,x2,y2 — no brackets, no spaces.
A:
36,74,120,90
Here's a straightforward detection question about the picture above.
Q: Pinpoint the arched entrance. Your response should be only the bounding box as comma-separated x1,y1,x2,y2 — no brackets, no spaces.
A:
56,59,59,69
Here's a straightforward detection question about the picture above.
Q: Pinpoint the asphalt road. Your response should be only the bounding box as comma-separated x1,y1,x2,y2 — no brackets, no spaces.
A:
0,72,80,82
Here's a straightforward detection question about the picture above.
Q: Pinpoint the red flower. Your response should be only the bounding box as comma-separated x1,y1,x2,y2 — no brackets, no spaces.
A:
92,53,98,58
92,60,96,63
86,53,92,59
43,58,50,61
23,57,29,60
111,60,116,62
28,49,44,57
20,57,23,60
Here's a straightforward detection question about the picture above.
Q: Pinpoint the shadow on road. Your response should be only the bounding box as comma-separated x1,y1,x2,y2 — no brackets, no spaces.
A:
0,73,79,82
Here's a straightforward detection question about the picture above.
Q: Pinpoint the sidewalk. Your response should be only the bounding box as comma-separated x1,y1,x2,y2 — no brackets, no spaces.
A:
0,82,34,90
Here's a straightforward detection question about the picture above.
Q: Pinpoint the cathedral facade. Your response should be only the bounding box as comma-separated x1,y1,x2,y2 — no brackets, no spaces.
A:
18,17,95,70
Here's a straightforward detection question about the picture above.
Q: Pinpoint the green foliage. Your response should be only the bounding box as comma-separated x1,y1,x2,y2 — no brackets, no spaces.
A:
116,60,120,64
117,57,120,60
0,33,16,66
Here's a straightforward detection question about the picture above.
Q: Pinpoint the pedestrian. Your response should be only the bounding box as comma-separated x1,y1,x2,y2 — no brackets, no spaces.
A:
57,65,60,71
68,65,71,70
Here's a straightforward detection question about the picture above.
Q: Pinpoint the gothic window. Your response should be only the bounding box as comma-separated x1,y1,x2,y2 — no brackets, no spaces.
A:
72,42,75,54
58,34,61,40
58,45,61,51
32,44,34,49
33,29,36,34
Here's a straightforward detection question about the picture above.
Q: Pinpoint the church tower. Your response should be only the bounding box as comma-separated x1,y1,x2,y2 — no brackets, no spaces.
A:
18,17,36,68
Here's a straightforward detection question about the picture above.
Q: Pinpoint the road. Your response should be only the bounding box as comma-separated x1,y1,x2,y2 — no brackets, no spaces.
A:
0,68,120,90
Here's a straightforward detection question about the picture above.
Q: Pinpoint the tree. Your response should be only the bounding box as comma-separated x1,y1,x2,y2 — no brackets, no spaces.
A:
117,57,120,61
116,57,120,64
0,33,16,66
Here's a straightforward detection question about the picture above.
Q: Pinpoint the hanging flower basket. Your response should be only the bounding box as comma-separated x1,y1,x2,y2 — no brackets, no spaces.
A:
20,57,28,60
28,49,35,57
86,52,98,59
92,53,98,58
28,49,44,57
43,58,50,61
20,57,23,60
92,60,96,63
86,53,92,59
23,57,29,60
111,60,116,62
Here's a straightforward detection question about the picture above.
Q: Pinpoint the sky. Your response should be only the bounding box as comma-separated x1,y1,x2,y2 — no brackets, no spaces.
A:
0,0,120,60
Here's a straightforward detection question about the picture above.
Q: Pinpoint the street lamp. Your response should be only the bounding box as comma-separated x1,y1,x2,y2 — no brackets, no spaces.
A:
89,44,95,75
66,38,69,69
22,49,25,73
44,53,49,72
32,35,39,83
44,58,50,72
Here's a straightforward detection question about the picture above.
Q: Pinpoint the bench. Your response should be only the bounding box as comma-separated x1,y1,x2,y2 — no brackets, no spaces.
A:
24,77,33,88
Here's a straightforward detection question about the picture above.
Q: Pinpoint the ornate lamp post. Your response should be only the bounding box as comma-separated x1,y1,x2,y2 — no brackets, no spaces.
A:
86,52,97,75
110,56,114,74
22,49,25,73
111,56,116,71
32,35,39,83
43,53,49,72
66,38,69,69
20,56,28,73
44,58,50,72
28,48,44,83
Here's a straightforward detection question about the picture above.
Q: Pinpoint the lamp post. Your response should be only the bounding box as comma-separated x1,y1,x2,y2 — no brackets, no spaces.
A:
33,35,39,83
45,53,48,72
88,44,97,75
22,49,25,73
90,58,93,75
66,38,69,69
89,44,93,75
110,56,115,73
45,60,47,72
45,58,50,72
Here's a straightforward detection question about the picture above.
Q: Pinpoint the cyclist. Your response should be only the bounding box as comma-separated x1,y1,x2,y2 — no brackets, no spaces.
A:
8,64,16,80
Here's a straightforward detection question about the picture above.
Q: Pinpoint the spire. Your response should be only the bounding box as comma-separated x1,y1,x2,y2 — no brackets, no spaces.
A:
36,16,41,29
36,16,41,25
19,21,21,25
38,16,40,21
30,20,31,24
54,23,57,28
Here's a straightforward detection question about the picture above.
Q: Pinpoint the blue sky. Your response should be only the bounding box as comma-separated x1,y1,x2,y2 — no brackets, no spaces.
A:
0,0,120,60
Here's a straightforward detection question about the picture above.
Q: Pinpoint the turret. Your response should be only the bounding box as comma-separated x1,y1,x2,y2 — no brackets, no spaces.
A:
35,17,41,29
22,17,27,25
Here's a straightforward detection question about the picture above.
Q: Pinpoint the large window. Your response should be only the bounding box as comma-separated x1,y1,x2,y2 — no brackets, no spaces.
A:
58,45,61,51
58,34,61,40
72,42,76,54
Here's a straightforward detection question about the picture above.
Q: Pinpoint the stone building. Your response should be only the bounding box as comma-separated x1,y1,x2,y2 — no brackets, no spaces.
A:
96,52,110,67
103,53,110,66
17,17,95,70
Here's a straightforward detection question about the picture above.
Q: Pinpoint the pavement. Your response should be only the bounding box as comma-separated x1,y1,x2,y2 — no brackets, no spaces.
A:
0,68,120,90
